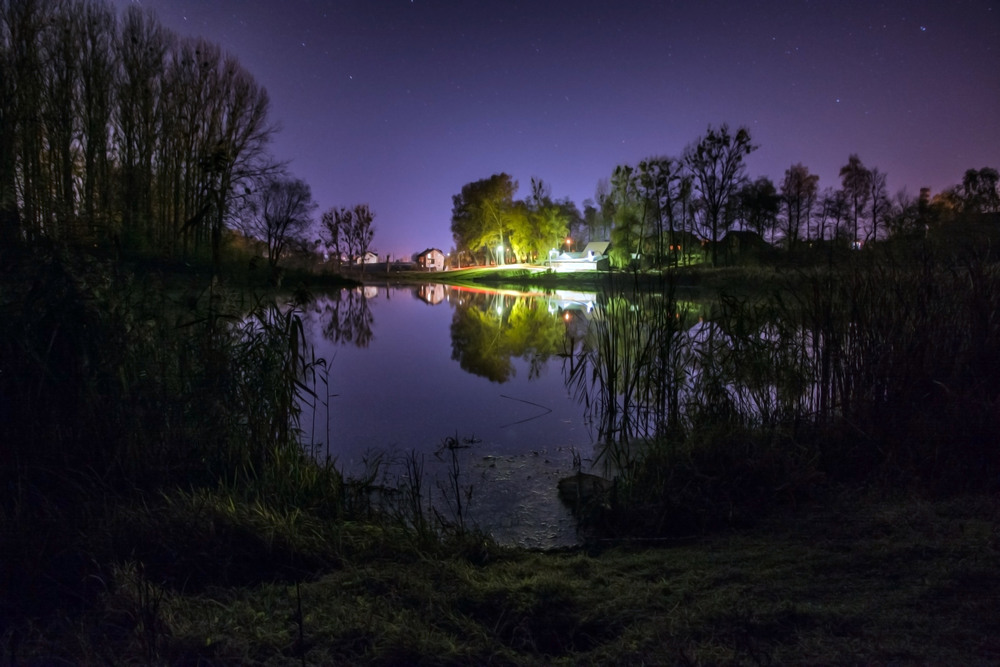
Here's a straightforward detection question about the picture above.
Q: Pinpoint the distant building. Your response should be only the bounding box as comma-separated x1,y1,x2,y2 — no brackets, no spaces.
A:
416,248,446,271
546,241,611,272
355,251,379,265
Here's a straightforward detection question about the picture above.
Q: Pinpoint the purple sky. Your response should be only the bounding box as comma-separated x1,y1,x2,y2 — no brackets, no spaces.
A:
114,0,999,259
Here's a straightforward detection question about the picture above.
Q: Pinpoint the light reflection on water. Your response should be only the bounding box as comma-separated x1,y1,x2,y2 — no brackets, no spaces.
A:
299,283,597,549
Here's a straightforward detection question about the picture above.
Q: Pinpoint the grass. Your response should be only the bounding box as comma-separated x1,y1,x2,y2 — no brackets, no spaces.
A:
6,491,998,665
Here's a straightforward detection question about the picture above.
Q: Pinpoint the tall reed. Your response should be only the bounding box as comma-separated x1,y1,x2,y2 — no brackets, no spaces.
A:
564,245,1000,533
781,246,1000,491
564,272,692,493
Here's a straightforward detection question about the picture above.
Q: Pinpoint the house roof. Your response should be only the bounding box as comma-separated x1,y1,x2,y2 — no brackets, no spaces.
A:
583,241,610,255
417,247,444,257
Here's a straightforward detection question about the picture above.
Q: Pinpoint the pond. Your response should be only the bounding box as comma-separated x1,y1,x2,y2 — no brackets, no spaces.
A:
300,283,602,549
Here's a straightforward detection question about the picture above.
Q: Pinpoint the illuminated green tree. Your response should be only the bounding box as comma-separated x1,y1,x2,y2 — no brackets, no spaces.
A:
507,177,571,261
451,173,518,265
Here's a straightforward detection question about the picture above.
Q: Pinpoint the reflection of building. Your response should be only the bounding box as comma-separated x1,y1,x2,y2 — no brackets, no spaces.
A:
546,241,610,272
416,248,446,271
544,289,597,315
417,283,447,305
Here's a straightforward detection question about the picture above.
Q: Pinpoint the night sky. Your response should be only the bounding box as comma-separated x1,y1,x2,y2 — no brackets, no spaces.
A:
113,0,999,259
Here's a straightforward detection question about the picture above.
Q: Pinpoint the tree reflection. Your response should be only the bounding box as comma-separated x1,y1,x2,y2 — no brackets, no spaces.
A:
448,289,568,383
316,287,375,347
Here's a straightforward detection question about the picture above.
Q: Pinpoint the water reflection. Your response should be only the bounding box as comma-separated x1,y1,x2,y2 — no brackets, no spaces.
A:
316,286,375,347
301,283,600,548
301,281,742,546
303,277,937,544
448,287,570,382
416,283,446,304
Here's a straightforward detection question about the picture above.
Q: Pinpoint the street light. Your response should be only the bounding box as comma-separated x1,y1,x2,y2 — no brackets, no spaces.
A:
497,244,504,265
565,237,572,252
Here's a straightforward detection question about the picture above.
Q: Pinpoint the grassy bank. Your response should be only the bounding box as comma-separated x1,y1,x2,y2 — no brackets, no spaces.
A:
7,490,999,664
369,262,791,299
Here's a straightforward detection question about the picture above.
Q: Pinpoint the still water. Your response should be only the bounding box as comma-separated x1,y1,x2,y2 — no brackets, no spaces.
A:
300,283,600,549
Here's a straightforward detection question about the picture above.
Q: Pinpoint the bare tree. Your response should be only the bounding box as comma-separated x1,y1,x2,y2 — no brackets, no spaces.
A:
319,206,347,269
4,0,49,239
816,187,848,243
240,175,315,273
0,0,278,266
0,1,20,246
155,37,275,265
684,124,757,266
321,203,376,271
77,0,116,241
886,188,922,239
347,203,375,271
868,167,889,242
635,157,687,267
116,5,168,247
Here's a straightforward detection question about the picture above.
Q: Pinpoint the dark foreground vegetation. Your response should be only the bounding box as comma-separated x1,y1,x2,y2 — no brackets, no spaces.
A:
4,230,1000,664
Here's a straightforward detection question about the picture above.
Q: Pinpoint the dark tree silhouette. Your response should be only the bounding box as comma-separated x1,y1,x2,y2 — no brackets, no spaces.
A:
960,167,1000,215
240,175,315,273
684,124,757,266
839,154,871,244
737,176,780,242
780,164,819,250
320,203,377,270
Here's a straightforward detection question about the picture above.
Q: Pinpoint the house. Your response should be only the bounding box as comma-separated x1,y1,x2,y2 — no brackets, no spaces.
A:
416,248,446,271
716,231,775,264
546,241,611,272
355,251,379,265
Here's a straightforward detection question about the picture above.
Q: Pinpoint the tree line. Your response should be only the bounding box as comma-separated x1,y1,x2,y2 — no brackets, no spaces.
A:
0,0,374,274
452,123,1000,268
0,0,278,265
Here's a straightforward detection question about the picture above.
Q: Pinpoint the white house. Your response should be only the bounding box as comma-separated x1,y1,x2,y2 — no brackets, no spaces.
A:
546,241,611,272
416,248,446,271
